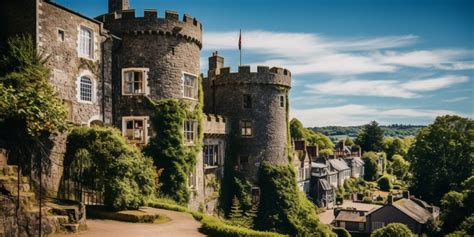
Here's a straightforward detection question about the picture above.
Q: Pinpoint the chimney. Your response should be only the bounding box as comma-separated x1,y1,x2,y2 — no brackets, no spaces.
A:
208,51,224,75
109,0,130,13
402,190,410,199
387,194,394,205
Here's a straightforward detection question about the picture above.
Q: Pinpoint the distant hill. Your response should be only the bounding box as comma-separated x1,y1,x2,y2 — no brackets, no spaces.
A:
310,124,425,140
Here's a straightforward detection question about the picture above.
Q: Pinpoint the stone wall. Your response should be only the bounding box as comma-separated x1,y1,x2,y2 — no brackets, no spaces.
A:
204,57,292,183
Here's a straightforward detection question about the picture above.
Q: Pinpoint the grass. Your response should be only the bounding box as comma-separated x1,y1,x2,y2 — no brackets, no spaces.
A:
147,198,287,237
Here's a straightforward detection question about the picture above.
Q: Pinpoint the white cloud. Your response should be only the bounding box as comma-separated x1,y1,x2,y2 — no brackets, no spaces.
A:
290,104,469,127
443,97,469,103
203,30,473,75
305,75,469,98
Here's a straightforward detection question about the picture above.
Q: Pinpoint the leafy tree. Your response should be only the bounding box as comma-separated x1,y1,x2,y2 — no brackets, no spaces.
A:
345,137,355,146
333,227,351,237
290,118,307,139
408,115,473,204
391,155,410,180
441,191,465,233
383,137,407,160
377,175,392,191
371,223,415,237
362,152,379,181
65,126,156,210
319,148,334,157
356,121,384,152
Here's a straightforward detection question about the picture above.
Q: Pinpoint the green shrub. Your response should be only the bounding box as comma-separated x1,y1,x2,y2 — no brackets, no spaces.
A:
255,162,336,236
377,175,392,191
65,126,156,210
143,98,203,205
333,227,351,237
371,223,415,237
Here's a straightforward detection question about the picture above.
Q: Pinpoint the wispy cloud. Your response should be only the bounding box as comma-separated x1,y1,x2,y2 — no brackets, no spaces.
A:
304,75,469,98
290,104,470,126
443,97,470,103
203,30,473,75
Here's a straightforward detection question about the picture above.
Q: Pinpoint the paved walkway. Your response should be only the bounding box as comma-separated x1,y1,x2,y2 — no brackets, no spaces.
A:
318,200,382,225
54,207,205,237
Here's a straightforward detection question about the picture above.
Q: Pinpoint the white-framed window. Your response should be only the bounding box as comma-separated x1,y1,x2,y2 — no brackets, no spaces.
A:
122,116,148,144
122,68,149,95
305,166,311,179
78,76,93,103
184,120,197,144
358,222,364,231
204,144,220,167
182,73,198,99
78,26,93,59
372,222,385,230
240,120,253,137
188,168,197,189
298,167,305,180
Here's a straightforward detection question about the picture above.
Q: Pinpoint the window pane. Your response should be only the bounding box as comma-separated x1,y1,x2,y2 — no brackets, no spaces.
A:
80,76,92,102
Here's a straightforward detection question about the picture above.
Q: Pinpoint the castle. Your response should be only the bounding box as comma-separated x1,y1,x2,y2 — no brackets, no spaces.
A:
0,0,296,213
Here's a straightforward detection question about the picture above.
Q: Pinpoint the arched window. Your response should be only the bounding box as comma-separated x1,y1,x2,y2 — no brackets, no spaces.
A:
79,27,93,59
79,76,93,102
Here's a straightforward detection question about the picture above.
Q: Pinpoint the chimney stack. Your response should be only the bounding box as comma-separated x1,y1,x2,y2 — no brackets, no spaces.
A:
402,190,410,199
208,51,224,75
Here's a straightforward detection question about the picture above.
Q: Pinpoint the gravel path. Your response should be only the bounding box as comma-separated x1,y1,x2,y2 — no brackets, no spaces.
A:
318,200,382,225
54,207,205,237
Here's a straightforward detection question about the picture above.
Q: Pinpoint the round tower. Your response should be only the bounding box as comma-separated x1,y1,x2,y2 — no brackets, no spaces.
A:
96,8,202,126
204,52,292,182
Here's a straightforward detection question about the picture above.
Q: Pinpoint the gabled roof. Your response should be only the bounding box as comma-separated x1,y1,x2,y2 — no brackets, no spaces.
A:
328,158,350,171
392,198,432,224
311,162,327,168
335,210,366,222
319,179,332,191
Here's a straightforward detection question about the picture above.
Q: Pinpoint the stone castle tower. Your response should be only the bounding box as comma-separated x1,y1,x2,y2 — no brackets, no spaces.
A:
96,1,203,128
204,52,292,183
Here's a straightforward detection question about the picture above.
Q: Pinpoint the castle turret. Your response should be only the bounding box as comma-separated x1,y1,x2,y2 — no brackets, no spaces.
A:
109,0,129,13
203,53,292,183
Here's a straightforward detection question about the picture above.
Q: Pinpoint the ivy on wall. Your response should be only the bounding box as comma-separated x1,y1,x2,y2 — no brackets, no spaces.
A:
143,76,204,205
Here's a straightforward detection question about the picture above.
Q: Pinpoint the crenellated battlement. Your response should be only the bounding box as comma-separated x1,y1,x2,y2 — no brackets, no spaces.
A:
207,65,291,88
204,114,228,135
96,9,202,48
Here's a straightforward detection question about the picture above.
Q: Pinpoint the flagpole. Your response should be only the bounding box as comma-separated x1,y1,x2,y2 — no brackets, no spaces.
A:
239,29,242,65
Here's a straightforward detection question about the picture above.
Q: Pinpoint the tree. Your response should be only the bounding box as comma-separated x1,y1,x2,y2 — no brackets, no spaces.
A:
228,195,246,226
356,121,384,152
362,152,379,181
391,155,410,180
290,118,307,140
307,130,334,150
440,191,465,233
377,175,392,191
408,115,473,204
345,137,354,146
371,223,415,237
333,227,351,237
383,137,407,160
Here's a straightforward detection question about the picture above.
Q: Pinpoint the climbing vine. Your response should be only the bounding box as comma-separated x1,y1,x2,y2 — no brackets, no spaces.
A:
143,76,204,205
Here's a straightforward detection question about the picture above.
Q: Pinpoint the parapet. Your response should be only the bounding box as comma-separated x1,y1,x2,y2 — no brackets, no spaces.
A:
207,65,291,88
204,114,228,135
96,9,202,48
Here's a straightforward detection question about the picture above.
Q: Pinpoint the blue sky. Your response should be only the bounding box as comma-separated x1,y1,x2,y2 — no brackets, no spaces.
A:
56,0,474,126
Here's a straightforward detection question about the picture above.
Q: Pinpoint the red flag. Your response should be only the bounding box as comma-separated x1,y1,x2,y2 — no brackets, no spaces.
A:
238,29,242,50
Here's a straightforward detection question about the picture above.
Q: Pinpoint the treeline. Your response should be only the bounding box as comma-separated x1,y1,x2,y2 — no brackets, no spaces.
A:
311,125,424,138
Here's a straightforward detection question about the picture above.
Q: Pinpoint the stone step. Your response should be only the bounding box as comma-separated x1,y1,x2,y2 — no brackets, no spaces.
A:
0,165,19,176
61,223,80,233
48,215,70,224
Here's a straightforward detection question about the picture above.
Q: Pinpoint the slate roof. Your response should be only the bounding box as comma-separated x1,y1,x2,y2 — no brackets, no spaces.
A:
329,158,350,171
311,162,327,168
392,198,432,224
319,179,332,191
335,210,366,222
352,157,364,166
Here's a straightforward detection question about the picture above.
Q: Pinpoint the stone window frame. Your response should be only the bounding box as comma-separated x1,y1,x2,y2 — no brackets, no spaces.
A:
121,116,149,145
78,25,94,60
203,143,220,168
372,222,385,230
121,68,150,96
76,71,96,104
57,28,65,42
240,119,253,137
182,72,198,100
188,167,198,190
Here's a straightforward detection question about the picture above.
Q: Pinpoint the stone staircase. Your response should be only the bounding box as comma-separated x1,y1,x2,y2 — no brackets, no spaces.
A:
0,149,86,236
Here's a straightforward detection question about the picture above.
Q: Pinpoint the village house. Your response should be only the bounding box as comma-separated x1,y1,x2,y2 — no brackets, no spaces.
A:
333,191,440,235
